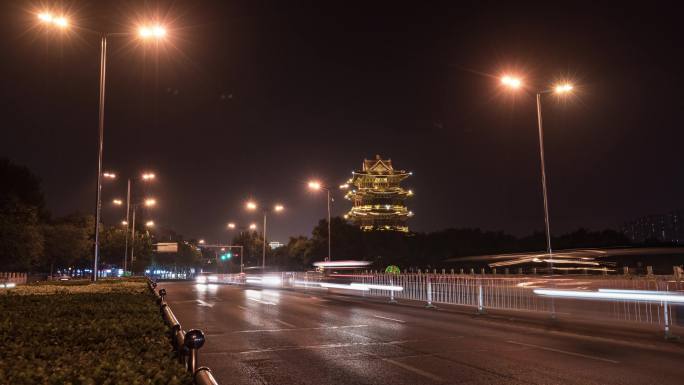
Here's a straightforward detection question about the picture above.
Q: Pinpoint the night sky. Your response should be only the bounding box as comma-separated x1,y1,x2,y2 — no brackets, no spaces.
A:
1,1,682,244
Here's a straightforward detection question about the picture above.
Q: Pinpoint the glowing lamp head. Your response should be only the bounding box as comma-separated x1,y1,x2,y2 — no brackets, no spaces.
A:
139,25,166,39
554,83,574,94
199,239,205,244
142,173,155,180
38,12,69,28
145,221,154,227
246,201,257,210
38,12,53,22
249,223,257,230
227,223,236,229
112,199,123,205
53,17,68,28
274,204,284,212
121,220,128,226
144,198,156,207
308,181,321,190
501,75,522,89
103,172,116,179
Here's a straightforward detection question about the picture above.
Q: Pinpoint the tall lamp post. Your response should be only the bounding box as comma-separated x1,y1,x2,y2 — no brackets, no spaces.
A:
500,75,574,319
128,197,157,269
246,201,284,269
36,10,167,281
500,76,574,263
308,181,332,261
113,172,156,273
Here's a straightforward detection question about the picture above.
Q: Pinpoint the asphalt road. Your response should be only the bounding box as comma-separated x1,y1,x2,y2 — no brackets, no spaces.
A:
163,282,684,385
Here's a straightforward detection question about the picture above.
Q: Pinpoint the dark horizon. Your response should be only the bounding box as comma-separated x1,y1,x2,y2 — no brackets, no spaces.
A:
2,1,683,243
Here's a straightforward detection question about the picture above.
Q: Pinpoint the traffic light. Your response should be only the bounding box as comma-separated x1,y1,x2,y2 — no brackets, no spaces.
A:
220,252,232,261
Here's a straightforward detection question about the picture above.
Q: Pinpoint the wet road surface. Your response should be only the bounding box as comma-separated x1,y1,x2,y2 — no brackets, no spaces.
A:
162,282,684,385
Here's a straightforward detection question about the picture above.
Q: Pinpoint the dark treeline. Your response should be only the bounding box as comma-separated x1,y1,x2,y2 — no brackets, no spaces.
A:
0,158,200,274
228,217,631,272
1,157,635,274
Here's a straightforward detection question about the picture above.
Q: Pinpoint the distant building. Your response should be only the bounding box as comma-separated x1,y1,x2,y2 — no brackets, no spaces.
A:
269,241,284,250
622,210,684,243
342,155,413,232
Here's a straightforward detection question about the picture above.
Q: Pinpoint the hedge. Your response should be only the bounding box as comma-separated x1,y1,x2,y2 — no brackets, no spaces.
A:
0,280,192,384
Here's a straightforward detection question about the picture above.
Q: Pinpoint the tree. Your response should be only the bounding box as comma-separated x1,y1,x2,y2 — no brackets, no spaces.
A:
0,158,47,271
98,224,128,266
274,236,314,269
0,158,46,217
0,202,43,271
42,214,93,274
231,230,265,268
153,241,202,270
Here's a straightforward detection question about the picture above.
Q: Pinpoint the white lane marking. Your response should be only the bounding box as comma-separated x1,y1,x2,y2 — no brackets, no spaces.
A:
232,324,368,334
196,299,214,308
237,305,248,311
236,339,413,355
373,315,406,323
506,340,619,364
275,319,297,328
247,297,276,305
379,357,444,382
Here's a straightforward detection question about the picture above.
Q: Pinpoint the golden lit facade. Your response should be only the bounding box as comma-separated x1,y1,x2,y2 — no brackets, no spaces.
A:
343,155,413,232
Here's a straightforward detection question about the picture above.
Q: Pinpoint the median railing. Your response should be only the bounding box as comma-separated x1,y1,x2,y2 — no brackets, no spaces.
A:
147,279,219,385
209,271,683,338
0,272,27,288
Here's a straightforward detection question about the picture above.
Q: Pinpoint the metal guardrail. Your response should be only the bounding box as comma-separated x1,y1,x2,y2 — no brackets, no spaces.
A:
209,271,683,338
147,279,219,385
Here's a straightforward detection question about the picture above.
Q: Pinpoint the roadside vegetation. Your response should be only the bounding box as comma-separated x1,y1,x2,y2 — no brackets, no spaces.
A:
0,279,191,384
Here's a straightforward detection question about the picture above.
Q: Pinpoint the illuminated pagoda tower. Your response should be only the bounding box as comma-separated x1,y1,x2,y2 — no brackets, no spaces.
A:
342,155,414,232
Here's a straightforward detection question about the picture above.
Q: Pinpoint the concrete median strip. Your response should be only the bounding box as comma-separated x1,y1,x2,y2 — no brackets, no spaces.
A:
506,340,620,364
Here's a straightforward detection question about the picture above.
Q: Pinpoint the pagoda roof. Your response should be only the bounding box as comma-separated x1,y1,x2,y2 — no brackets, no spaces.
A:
356,154,409,175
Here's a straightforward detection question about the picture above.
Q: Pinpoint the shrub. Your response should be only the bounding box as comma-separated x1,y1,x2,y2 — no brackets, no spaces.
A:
0,281,191,384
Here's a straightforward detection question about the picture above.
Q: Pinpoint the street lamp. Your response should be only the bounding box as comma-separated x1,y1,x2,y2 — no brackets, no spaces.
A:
500,75,522,89
500,74,575,317
128,194,158,271
122,172,157,274
35,10,168,281
246,201,284,269
308,180,332,261
38,12,69,28
226,223,249,273
199,239,205,244
112,199,123,205
138,25,166,39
